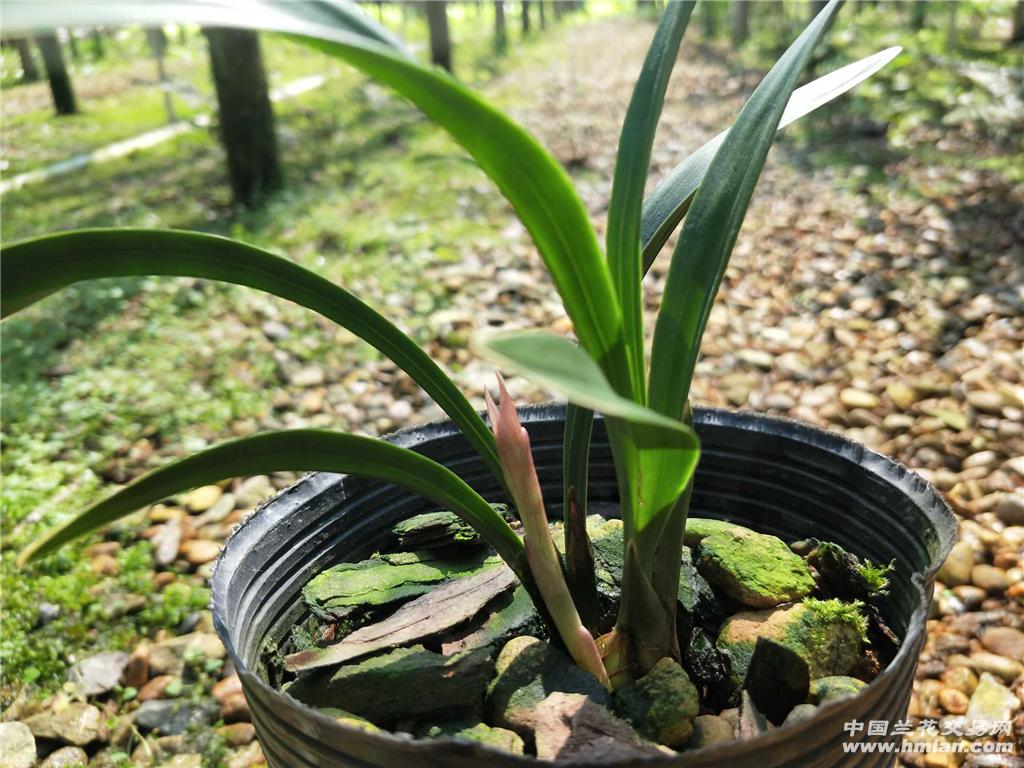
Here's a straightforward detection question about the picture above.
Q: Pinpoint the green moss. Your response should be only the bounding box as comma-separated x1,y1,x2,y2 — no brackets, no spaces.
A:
614,658,699,748
682,517,747,545
697,528,815,608
800,598,868,643
807,676,867,705
718,600,866,687
857,560,893,596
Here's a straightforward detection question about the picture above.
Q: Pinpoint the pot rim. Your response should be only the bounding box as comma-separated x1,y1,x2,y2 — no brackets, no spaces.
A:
211,404,956,765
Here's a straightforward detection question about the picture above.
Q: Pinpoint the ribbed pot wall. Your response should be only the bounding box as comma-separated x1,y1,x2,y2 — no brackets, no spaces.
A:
212,405,955,768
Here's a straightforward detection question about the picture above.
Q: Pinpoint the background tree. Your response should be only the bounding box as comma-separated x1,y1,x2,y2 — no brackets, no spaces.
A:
146,27,176,123
732,0,751,45
35,34,77,115
538,0,546,30
426,1,453,72
1012,0,1023,45
522,0,532,35
90,29,106,60
699,1,721,41
203,27,282,207
495,0,508,53
9,38,41,82
946,0,959,50
910,0,927,31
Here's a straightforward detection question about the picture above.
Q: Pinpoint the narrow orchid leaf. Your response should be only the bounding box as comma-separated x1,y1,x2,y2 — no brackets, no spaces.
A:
640,45,901,270
607,0,695,401
562,403,594,521
17,431,526,579
3,0,410,56
1,229,503,486
649,0,844,418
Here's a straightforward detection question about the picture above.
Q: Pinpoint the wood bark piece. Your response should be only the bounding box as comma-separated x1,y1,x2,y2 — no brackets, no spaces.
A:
286,564,516,672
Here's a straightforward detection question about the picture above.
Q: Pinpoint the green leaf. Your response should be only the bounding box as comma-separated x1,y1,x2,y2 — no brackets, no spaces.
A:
3,0,410,55
562,403,594,519
648,0,843,418
5,0,632,396
17,430,526,577
477,331,696,437
606,0,695,401
1,229,502,486
640,45,902,271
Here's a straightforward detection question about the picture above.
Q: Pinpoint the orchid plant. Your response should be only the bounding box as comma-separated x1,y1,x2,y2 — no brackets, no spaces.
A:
4,0,898,688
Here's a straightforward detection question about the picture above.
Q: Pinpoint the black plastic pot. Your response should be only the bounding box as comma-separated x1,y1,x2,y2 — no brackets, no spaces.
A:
211,405,955,768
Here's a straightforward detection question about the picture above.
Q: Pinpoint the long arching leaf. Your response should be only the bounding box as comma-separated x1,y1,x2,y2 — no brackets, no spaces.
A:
640,45,901,270
4,0,631,395
17,430,526,577
606,0,695,401
3,0,410,56
1,229,503,485
648,0,844,418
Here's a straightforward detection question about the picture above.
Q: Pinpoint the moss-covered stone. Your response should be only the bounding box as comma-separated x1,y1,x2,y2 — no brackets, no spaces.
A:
285,644,494,722
418,716,525,755
806,541,892,601
678,547,721,621
392,511,483,551
683,517,746,546
717,600,866,688
302,550,500,619
553,515,624,601
614,657,699,748
588,516,625,592
697,528,815,608
317,707,380,733
689,714,735,748
807,676,867,705
486,636,610,738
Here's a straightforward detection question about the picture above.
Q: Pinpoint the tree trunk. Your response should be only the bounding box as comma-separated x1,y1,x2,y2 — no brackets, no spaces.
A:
36,35,77,115
732,1,751,45
909,0,927,30
147,28,176,123
12,38,40,82
946,0,958,50
495,0,508,52
553,0,563,20
700,1,718,39
203,27,282,207
1012,0,1024,44
522,0,531,35
90,30,105,60
539,0,546,29
426,1,453,72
